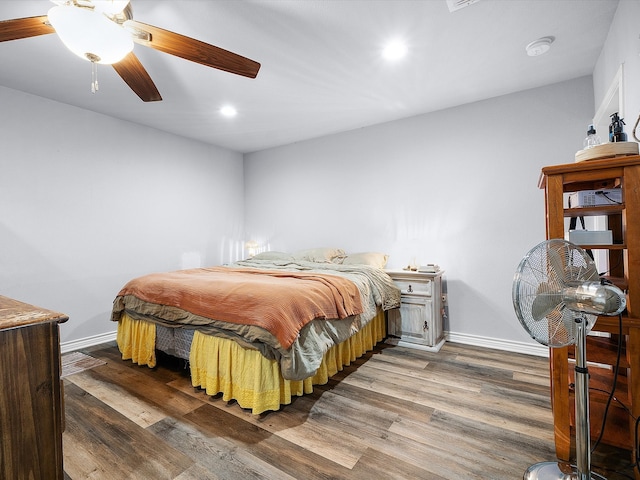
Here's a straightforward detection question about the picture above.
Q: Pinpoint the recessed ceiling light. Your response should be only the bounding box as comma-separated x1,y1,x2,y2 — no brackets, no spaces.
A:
382,40,407,61
220,105,237,117
526,36,555,57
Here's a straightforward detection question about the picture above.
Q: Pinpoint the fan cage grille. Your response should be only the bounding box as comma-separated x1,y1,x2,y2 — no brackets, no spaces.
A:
513,239,599,347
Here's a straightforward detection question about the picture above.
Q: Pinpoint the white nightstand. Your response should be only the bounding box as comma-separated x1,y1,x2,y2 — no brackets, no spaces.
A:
385,269,445,352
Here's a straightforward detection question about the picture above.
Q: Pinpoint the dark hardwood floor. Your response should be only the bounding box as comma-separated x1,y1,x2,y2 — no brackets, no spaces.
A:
62,341,635,479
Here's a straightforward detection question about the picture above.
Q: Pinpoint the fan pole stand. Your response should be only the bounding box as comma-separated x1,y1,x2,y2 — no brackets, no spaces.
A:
523,317,606,480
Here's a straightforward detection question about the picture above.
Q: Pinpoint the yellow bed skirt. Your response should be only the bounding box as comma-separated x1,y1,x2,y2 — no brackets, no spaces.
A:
117,310,386,414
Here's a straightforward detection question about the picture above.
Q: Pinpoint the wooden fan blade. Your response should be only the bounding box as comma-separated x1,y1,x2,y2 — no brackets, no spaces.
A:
125,20,260,78
112,52,162,102
0,16,54,42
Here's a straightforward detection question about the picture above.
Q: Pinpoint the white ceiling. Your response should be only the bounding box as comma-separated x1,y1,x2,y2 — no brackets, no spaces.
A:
0,0,619,153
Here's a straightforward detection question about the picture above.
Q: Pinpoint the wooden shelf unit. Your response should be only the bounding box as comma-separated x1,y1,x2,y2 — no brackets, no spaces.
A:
539,155,640,477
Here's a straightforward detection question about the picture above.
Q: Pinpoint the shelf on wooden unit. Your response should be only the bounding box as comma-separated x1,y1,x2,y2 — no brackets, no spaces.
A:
564,205,624,217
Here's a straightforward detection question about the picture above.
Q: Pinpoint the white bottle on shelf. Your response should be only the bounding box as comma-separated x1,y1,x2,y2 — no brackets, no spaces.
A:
583,124,601,149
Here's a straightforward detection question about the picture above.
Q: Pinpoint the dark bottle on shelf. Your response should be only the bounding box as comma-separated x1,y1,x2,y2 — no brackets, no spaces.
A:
609,112,627,142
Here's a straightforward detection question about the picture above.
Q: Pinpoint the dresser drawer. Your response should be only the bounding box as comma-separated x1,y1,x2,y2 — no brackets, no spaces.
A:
393,278,432,296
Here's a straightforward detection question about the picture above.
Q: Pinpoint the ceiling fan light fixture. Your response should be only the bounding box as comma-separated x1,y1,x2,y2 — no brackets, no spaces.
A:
48,5,133,64
92,0,131,16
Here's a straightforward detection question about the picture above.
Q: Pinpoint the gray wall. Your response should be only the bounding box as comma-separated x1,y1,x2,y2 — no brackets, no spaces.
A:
243,77,595,353
0,87,245,345
3,0,637,353
593,0,640,133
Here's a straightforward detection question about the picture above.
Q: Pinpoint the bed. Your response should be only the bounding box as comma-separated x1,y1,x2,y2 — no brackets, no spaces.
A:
111,248,400,414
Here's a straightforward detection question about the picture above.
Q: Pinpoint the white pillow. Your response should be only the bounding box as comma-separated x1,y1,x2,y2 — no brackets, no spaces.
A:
341,252,389,269
251,251,294,261
292,247,346,263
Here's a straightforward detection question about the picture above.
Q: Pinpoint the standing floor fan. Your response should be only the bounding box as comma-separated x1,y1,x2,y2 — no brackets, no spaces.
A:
512,239,626,480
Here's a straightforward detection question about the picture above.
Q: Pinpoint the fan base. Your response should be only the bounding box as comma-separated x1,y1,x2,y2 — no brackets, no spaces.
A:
523,461,606,479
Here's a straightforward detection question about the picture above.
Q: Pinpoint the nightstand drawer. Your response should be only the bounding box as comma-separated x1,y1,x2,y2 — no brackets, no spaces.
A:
393,278,432,296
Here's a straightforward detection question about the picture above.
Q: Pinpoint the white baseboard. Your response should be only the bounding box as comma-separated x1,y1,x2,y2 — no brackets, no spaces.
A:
445,331,549,357
61,330,117,354
59,329,548,358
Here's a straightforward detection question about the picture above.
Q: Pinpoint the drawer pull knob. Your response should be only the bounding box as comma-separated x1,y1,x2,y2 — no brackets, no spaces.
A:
423,321,429,331
407,285,413,293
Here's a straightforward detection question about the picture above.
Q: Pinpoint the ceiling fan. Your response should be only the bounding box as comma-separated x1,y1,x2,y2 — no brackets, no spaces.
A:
0,0,261,102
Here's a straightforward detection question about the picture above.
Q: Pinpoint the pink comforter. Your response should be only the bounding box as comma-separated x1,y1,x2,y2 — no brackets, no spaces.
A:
112,267,363,349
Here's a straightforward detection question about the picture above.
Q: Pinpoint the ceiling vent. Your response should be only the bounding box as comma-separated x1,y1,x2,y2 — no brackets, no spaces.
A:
446,0,480,13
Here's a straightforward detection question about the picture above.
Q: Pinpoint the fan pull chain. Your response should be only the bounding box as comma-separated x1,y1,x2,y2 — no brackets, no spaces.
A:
85,53,101,94
91,61,99,94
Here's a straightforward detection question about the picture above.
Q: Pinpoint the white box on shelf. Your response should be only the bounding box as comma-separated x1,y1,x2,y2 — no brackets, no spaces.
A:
568,189,622,207
568,229,613,245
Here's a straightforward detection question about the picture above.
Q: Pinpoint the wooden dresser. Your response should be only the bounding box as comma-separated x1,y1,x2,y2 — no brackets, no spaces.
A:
0,295,68,480
539,156,640,478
